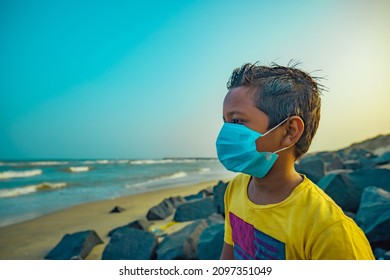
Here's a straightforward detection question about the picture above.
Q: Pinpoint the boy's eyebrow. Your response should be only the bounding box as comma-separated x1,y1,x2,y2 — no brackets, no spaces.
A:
223,111,248,122
225,111,248,117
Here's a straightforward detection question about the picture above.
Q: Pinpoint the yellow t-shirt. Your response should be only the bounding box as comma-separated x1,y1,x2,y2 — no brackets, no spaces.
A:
224,174,375,260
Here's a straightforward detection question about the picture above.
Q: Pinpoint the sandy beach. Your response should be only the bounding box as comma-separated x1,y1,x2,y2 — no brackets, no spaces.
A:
0,179,224,260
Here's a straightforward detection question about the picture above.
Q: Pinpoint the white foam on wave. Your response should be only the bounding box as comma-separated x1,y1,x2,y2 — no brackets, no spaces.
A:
67,166,91,173
129,159,174,165
167,171,187,179
0,182,67,198
83,160,110,165
29,161,69,166
126,171,188,188
199,168,211,173
129,158,217,165
0,169,42,180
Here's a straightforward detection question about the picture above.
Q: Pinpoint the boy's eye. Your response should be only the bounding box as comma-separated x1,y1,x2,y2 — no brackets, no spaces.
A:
232,118,245,124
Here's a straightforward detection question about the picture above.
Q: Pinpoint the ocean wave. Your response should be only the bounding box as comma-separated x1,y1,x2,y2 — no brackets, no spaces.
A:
0,161,69,167
167,171,187,179
199,168,211,173
0,182,67,198
129,159,174,165
28,161,69,166
66,166,91,173
131,158,219,165
0,169,42,180
126,171,188,188
82,160,110,165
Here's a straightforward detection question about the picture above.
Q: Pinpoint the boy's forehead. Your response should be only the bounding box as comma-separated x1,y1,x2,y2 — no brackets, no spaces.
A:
224,86,257,107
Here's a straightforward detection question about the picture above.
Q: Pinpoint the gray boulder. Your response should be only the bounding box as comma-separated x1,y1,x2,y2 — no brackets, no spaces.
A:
108,219,151,237
327,153,344,171
318,168,390,212
102,227,157,260
295,156,325,183
156,219,208,260
356,186,390,250
197,222,224,260
146,196,185,220
374,151,390,166
213,181,228,216
342,160,362,170
184,191,205,201
316,151,337,164
45,230,103,260
109,206,125,213
343,148,375,160
317,171,358,212
174,197,216,222
374,248,390,260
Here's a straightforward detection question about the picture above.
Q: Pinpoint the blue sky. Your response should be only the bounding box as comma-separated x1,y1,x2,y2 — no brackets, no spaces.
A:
1,0,389,159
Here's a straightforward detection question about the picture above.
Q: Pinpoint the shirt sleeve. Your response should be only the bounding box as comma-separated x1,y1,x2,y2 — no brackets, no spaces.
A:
309,218,375,260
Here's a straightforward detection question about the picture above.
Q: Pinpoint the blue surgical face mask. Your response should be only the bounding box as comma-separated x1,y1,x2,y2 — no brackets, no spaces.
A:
216,118,290,178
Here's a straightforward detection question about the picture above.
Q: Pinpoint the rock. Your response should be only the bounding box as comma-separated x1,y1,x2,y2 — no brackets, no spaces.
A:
146,196,185,220
168,196,186,207
184,192,205,201
174,197,216,222
316,151,337,164
202,187,215,197
360,158,378,169
374,248,390,260
213,181,228,216
45,230,103,260
374,151,390,166
318,169,390,213
206,213,225,224
340,148,375,161
295,156,325,183
327,153,344,171
356,186,390,250
350,169,390,192
108,219,151,237
197,223,225,260
156,219,208,260
109,206,125,213
102,227,157,260
342,160,361,170
317,171,358,212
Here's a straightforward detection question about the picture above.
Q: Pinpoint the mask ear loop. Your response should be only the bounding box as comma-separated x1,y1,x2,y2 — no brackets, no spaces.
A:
274,143,295,154
262,117,290,137
271,117,296,154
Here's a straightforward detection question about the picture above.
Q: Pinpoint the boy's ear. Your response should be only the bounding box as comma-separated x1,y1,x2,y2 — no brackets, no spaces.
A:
282,116,304,146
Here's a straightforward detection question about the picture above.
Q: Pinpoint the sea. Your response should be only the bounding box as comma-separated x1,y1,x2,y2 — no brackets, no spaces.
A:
0,158,235,228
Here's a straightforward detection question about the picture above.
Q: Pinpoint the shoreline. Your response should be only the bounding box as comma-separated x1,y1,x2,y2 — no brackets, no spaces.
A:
0,179,228,260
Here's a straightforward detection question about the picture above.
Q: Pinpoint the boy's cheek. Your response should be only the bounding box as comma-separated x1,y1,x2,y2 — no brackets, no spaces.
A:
255,137,276,153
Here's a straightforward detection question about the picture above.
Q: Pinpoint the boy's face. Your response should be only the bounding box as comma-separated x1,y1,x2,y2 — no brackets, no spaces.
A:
222,86,283,153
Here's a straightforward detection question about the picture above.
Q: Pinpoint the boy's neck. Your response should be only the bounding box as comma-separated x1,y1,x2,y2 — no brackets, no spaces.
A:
248,163,303,205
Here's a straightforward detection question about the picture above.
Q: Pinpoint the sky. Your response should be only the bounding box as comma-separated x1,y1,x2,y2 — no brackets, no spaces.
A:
1,0,389,160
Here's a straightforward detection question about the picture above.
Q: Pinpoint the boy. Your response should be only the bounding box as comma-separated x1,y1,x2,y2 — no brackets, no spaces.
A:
216,62,374,260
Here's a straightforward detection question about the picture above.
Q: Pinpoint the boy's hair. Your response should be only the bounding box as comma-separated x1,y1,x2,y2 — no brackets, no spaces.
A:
227,62,322,159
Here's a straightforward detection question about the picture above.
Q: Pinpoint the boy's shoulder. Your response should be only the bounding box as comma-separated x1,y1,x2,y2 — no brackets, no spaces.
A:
296,176,355,225
228,173,251,186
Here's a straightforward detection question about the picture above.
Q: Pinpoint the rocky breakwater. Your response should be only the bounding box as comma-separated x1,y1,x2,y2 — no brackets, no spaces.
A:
45,180,228,260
